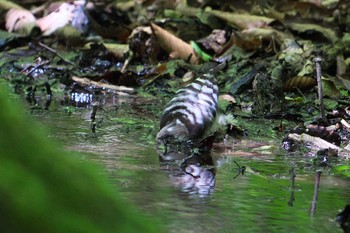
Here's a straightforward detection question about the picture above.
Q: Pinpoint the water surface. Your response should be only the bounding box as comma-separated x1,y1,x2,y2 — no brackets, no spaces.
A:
32,95,349,233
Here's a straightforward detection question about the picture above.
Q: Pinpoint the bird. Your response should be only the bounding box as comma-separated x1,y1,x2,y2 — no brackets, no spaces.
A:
156,72,219,149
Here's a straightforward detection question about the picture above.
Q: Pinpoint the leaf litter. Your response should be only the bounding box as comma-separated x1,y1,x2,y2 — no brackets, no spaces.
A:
1,0,350,161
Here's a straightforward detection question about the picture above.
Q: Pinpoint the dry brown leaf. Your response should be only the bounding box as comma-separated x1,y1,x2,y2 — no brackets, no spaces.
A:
241,27,292,52
231,31,262,51
240,27,292,44
229,28,285,52
210,10,275,30
198,29,227,54
219,94,236,103
150,22,199,64
36,2,75,36
5,9,37,35
283,76,317,91
336,55,347,76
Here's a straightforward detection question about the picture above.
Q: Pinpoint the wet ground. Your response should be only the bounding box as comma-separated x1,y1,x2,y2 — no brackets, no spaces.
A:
29,92,350,233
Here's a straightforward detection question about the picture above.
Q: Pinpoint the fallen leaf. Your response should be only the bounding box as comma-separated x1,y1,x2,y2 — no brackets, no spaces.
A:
297,59,314,77
210,10,275,30
55,25,85,46
336,55,347,76
219,94,237,103
231,31,262,51
241,27,292,45
5,8,38,36
127,25,158,63
238,27,292,52
0,0,23,10
36,3,75,36
288,23,337,43
283,76,316,91
341,119,350,129
93,43,129,58
333,73,350,91
197,29,227,54
181,71,195,83
285,96,304,102
278,1,330,20
322,77,341,98
84,42,129,58
190,41,212,61
150,22,199,64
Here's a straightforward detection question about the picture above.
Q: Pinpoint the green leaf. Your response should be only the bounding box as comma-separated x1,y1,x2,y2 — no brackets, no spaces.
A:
190,41,213,62
285,96,304,102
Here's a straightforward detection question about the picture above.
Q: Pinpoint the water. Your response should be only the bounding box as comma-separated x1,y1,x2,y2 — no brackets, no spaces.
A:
31,94,349,233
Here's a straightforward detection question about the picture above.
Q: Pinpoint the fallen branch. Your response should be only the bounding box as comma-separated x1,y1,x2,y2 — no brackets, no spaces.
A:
288,133,341,151
38,42,78,67
288,133,350,159
314,56,326,123
71,76,135,96
341,119,350,129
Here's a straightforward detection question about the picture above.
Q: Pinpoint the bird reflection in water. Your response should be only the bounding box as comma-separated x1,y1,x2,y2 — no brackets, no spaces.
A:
159,137,216,197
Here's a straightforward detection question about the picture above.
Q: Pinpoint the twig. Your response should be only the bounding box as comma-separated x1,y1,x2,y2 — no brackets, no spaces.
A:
90,102,99,133
21,59,50,77
341,119,350,129
288,167,295,206
233,161,245,179
26,86,37,105
71,76,135,95
314,56,326,123
38,42,78,67
120,51,133,73
337,205,350,231
44,81,52,110
310,170,322,216
288,133,342,151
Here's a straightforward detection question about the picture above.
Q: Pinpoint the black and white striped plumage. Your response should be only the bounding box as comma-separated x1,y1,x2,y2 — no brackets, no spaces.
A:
156,73,218,143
